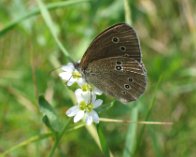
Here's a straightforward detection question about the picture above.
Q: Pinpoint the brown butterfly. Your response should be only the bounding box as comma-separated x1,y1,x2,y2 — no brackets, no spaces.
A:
75,23,147,103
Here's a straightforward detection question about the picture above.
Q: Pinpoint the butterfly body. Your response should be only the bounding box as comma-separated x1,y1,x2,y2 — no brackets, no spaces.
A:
77,23,147,103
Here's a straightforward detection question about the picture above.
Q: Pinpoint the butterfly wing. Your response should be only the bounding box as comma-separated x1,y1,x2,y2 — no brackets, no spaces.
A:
85,57,147,103
79,23,142,70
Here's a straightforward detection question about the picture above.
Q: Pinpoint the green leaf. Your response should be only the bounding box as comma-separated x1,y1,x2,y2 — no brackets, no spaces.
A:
38,96,63,133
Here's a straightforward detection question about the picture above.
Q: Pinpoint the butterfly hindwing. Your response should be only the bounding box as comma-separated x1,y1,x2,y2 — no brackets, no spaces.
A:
84,57,147,103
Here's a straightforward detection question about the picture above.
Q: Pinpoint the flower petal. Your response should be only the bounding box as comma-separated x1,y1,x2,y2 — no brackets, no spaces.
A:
81,91,94,104
85,113,93,125
75,88,84,103
59,72,72,81
61,63,74,72
75,88,94,104
67,78,75,86
74,110,85,123
91,110,99,123
85,110,100,125
90,93,96,103
66,106,79,117
75,88,82,96
93,99,103,108
77,78,86,86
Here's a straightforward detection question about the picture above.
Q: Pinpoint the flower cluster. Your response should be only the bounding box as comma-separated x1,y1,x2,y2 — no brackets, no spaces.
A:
59,63,103,125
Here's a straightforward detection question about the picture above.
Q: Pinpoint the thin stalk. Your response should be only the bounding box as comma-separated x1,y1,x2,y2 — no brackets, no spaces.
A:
48,119,71,157
124,0,132,25
0,133,52,157
100,118,173,125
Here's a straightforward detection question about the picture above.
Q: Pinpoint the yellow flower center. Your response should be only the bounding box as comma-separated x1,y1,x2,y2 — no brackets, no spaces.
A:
81,83,92,92
79,101,93,112
72,71,82,79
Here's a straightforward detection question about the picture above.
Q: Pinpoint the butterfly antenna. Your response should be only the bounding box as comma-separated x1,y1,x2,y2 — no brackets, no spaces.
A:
48,66,62,75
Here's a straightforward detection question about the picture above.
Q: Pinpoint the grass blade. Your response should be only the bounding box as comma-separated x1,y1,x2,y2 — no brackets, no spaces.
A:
35,0,74,62
123,104,139,157
96,124,110,157
0,133,52,157
0,0,90,36
39,96,63,133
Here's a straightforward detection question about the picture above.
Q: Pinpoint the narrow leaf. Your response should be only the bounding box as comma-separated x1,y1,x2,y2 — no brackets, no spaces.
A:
38,96,63,133
123,104,138,157
96,124,110,157
35,0,73,62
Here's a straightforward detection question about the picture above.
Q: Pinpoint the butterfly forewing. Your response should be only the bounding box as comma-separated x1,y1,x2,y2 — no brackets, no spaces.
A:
79,23,142,70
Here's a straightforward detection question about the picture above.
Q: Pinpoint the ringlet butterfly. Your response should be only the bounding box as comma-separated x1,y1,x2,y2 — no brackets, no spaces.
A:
75,23,147,103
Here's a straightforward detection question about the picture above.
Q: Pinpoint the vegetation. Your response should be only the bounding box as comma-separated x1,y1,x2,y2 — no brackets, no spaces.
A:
0,0,196,156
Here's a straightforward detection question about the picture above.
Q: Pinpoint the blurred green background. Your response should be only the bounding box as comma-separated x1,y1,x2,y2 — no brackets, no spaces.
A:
0,0,196,157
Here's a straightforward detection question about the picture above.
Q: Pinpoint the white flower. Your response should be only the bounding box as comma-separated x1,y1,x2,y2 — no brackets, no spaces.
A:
66,88,103,125
60,62,104,125
59,63,85,86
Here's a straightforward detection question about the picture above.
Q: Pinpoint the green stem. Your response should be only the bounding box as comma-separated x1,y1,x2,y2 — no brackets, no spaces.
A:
123,105,139,157
124,0,132,25
0,121,83,157
48,119,71,157
36,0,87,62
0,133,52,157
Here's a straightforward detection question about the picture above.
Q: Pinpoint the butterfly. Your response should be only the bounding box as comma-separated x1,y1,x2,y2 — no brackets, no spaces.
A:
75,23,147,103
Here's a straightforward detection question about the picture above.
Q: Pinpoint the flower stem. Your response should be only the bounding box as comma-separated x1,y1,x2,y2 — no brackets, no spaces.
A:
48,119,71,157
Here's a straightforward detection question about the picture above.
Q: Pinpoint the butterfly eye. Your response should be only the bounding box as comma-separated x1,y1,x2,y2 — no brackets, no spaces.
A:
124,84,131,90
112,37,119,43
119,46,126,52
